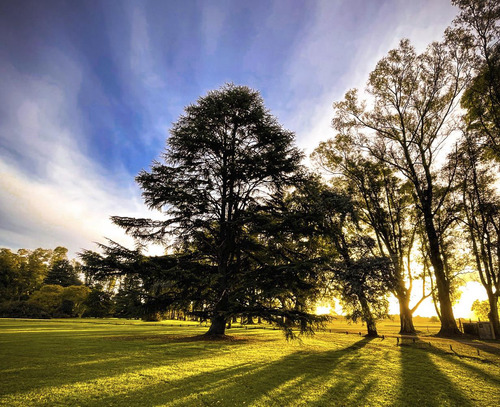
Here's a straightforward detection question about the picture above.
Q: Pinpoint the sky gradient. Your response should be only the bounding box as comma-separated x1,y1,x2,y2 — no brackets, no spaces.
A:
0,0,459,258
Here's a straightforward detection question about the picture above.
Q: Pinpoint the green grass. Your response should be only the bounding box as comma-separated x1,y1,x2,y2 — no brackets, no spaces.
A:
0,319,499,406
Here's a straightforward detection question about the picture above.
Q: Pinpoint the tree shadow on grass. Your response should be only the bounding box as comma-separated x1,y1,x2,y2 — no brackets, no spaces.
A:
450,338,500,358
428,344,500,386
8,333,498,406
91,337,378,407
0,333,246,396
397,339,482,407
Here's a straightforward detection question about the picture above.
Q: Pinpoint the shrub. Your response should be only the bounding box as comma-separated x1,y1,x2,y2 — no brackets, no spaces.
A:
0,301,50,319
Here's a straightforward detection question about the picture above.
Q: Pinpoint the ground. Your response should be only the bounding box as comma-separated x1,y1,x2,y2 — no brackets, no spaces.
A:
0,318,499,406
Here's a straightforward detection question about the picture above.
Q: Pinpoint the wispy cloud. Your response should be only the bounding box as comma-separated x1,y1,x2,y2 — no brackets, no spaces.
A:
278,0,458,155
129,5,165,90
0,47,161,257
201,2,227,56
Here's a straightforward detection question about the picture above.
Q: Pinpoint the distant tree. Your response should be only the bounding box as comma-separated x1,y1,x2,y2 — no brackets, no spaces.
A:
43,246,82,287
87,84,326,337
60,285,90,317
332,38,473,336
0,248,51,301
113,276,143,318
22,248,52,296
0,301,49,319
0,248,21,301
83,286,114,318
471,298,496,320
28,285,65,315
50,246,69,264
44,259,81,287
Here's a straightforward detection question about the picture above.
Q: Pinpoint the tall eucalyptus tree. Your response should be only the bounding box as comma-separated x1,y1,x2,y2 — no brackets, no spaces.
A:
332,39,473,336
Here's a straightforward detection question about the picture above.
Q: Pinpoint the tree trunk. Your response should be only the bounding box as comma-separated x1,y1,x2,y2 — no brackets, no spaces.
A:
422,209,461,337
205,314,226,336
359,295,378,337
397,294,416,335
487,291,500,338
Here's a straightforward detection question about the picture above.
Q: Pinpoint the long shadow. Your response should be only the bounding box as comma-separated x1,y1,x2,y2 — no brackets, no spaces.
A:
92,337,377,406
428,345,500,386
398,337,500,385
0,330,244,395
450,338,500,358
397,339,474,407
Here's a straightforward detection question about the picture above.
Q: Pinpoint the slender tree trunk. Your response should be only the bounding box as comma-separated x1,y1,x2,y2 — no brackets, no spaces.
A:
206,314,227,336
397,294,416,334
422,208,461,336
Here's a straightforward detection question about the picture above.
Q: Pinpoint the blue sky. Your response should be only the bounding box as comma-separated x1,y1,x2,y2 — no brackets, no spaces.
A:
0,0,458,257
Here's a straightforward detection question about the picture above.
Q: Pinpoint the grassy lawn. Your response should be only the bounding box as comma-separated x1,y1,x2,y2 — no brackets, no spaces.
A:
0,319,499,406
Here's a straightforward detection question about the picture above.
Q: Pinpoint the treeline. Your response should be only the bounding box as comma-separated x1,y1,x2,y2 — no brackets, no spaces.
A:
0,247,122,319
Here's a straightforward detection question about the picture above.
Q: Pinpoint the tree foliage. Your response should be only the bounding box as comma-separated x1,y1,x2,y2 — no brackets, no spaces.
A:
0,248,52,301
27,284,89,317
471,298,495,320
294,180,395,336
44,259,82,287
452,0,500,159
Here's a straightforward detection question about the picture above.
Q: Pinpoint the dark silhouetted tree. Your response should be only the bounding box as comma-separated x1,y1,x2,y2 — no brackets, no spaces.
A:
113,276,144,319
83,286,114,318
295,181,395,337
88,84,326,337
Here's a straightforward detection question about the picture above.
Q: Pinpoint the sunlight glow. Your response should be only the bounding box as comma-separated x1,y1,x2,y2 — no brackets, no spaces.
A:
315,305,332,315
387,280,488,319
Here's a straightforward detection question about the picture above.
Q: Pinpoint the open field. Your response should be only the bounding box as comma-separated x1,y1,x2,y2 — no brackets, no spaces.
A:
1,318,499,406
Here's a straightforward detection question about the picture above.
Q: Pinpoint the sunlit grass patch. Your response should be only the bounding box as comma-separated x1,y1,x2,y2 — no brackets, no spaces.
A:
0,319,499,406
